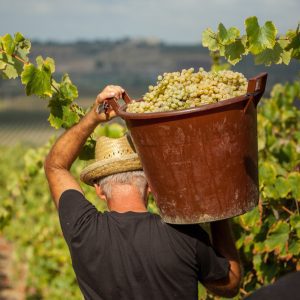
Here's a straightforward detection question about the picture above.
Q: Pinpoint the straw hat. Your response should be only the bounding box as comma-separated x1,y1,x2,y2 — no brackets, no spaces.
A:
80,135,142,186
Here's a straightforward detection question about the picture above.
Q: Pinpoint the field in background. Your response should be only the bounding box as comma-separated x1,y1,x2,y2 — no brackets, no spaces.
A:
0,97,93,146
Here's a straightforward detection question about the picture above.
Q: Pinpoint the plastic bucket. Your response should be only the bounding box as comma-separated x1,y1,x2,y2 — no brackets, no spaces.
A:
106,73,268,224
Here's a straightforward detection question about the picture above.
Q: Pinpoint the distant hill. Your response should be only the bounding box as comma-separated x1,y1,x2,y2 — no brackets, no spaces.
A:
0,39,299,98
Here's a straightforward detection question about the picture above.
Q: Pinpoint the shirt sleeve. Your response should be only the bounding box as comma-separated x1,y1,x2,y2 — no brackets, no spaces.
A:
58,189,99,245
195,229,230,282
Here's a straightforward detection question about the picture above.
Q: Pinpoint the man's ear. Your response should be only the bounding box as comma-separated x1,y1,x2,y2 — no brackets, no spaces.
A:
94,184,107,202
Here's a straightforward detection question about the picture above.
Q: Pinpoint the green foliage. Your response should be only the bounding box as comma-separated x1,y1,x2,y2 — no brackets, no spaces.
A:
202,17,300,65
0,123,125,299
0,33,85,145
233,81,300,297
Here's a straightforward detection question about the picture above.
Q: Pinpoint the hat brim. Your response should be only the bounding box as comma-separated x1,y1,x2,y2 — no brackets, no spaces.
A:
80,154,143,186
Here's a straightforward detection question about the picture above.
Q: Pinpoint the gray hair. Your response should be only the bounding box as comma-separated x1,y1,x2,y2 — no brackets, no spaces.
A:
97,171,148,200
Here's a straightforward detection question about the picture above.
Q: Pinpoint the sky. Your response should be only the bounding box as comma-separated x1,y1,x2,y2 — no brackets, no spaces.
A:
0,0,299,44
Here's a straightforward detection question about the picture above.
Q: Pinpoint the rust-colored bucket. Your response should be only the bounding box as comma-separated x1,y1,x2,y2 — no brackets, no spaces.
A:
106,73,268,224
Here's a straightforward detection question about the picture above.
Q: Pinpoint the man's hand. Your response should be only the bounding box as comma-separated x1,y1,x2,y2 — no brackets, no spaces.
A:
94,85,125,122
44,85,124,208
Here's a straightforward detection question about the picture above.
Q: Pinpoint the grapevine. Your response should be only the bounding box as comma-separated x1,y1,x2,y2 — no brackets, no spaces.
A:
202,16,300,66
0,32,91,156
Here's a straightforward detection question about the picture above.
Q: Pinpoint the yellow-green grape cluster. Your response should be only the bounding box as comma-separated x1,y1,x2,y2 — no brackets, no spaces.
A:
126,68,248,113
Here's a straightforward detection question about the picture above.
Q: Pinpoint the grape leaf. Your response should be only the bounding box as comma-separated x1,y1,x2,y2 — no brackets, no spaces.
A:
288,239,300,255
0,44,24,78
264,221,289,255
59,74,78,101
277,39,293,65
254,40,292,66
245,17,277,55
218,23,240,44
21,63,52,97
0,61,5,70
224,40,245,65
254,42,283,66
259,162,277,185
79,137,96,160
285,30,300,59
202,28,219,51
48,98,80,129
274,176,291,198
1,64,19,79
14,32,25,43
287,172,300,199
1,34,16,55
36,56,55,73
290,215,300,238
238,207,261,232
61,105,80,129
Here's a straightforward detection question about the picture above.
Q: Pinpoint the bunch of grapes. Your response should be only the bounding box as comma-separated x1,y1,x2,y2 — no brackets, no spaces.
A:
126,68,248,113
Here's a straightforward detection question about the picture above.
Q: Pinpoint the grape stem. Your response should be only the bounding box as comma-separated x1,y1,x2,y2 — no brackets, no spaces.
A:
281,205,294,215
0,48,29,65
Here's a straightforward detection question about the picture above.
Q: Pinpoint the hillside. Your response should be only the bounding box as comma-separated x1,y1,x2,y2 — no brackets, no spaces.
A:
0,39,299,99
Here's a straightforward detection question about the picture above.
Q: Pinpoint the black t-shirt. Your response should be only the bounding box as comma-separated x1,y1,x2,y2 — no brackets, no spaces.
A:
245,271,300,300
58,189,229,300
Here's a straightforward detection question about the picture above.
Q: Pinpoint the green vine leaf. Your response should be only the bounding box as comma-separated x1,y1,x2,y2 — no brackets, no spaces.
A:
224,40,245,65
290,215,300,238
21,59,52,97
1,34,16,55
285,30,300,59
218,23,240,44
254,42,283,66
259,162,277,186
1,63,19,79
0,60,5,70
0,50,23,79
48,98,80,129
36,56,55,73
79,137,96,160
238,207,261,232
59,74,78,101
288,239,300,255
264,221,289,255
287,172,300,199
274,176,291,198
202,28,219,51
245,17,277,55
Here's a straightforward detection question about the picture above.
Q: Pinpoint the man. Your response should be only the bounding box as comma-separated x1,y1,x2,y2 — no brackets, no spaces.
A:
44,85,242,300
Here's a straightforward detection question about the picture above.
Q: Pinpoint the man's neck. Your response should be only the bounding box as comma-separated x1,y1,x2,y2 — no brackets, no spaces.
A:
107,185,147,213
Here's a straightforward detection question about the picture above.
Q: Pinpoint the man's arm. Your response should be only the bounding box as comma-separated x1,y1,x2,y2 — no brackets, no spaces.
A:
203,219,242,298
44,85,124,208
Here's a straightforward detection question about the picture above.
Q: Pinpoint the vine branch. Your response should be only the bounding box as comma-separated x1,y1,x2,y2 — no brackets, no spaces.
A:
0,49,29,65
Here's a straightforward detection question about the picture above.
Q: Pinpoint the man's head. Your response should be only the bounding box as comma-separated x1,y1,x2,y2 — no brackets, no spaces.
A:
94,171,149,209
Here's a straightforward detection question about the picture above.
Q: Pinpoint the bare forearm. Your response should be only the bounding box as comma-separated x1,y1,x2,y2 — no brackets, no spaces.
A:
205,220,242,297
44,85,123,206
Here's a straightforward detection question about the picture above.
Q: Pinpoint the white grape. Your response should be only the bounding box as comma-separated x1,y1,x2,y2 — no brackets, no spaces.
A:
126,68,248,113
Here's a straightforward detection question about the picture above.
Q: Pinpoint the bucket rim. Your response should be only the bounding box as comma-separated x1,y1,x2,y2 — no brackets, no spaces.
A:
116,94,249,120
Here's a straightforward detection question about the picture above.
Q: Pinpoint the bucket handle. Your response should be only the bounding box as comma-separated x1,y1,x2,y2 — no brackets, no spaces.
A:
97,91,133,118
243,72,268,114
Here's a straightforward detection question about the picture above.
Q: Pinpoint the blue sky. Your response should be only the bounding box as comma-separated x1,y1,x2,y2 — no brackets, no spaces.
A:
0,0,299,43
